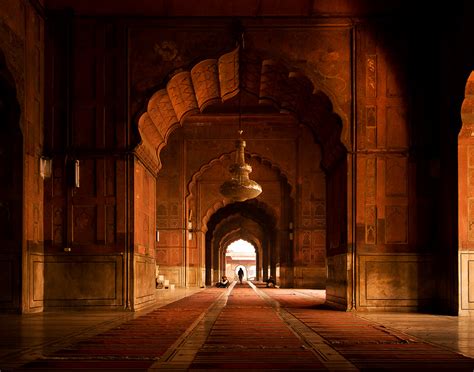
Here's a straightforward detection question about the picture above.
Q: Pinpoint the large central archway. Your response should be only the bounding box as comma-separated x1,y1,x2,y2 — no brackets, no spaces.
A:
139,45,349,309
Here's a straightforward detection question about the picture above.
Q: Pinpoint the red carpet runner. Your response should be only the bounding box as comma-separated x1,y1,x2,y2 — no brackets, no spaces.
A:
261,288,474,371
21,289,222,370
19,285,474,371
189,283,326,370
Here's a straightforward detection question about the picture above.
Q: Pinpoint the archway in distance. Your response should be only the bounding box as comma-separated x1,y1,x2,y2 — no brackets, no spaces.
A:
225,239,256,281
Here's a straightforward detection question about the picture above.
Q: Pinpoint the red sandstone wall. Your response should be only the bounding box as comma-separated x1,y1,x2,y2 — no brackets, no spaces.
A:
354,24,434,311
36,11,458,311
43,17,129,309
133,160,157,309
458,72,474,314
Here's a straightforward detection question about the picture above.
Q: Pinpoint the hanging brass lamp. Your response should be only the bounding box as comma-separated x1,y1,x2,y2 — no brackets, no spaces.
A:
220,26,262,202
220,129,262,202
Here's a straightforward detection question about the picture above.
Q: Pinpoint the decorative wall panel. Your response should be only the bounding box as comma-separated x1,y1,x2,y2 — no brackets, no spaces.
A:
43,254,123,307
31,257,44,306
359,254,434,309
385,206,408,244
386,106,408,149
385,157,407,196
365,157,376,200
459,251,474,314
365,205,376,245
366,55,377,98
326,253,348,309
72,206,97,244
134,255,156,309
366,105,377,148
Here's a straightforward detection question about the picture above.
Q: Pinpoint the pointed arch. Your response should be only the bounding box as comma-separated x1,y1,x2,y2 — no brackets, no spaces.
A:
136,47,346,174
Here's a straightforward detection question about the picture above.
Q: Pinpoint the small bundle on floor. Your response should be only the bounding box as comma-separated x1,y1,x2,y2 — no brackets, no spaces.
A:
216,275,229,288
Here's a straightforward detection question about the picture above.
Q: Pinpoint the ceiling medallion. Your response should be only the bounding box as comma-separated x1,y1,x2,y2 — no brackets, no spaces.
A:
220,130,262,202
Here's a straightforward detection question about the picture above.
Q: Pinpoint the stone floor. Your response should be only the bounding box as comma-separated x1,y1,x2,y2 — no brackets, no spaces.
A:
0,284,473,370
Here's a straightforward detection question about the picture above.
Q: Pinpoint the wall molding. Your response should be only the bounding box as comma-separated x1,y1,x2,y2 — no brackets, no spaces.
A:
459,251,474,316
43,254,124,308
358,253,434,311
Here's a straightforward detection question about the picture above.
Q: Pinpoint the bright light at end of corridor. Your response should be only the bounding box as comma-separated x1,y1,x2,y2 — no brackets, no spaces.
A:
226,239,255,255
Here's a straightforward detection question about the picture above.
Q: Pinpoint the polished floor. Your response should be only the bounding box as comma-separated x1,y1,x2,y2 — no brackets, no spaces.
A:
0,284,473,370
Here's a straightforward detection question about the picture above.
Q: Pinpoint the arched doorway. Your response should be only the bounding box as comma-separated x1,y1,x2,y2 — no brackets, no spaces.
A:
0,50,22,312
143,46,347,307
205,200,277,287
225,239,257,281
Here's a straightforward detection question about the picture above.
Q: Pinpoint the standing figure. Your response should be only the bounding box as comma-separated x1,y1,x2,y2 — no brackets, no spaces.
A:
238,267,244,284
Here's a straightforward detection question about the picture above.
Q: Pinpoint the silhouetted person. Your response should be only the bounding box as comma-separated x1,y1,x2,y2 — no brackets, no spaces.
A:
238,268,244,284
216,275,229,288
266,276,276,288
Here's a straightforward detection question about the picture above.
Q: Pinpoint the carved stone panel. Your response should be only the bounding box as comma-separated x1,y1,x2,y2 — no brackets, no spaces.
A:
105,206,115,244
385,206,408,244
468,146,474,168
365,205,377,245
365,157,376,201
52,207,63,244
366,55,377,98
385,157,407,196
468,199,474,242
72,206,97,244
459,251,474,313
156,248,168,264
468,145,474,199
366,261,417,300
359,255,435,309
366,106,377,148
386,106,408,149
52,163,63,197
43,255,122,305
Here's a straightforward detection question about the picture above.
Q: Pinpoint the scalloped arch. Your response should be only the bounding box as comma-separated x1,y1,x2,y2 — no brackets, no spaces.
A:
136,46,346,173
461,71,474,134
218,229,262,264
186,149,294,206
191,156,289,233
202,199,277,235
